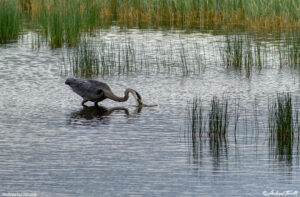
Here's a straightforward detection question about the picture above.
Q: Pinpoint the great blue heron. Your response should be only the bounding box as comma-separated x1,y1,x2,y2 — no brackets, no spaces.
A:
65,78,143,107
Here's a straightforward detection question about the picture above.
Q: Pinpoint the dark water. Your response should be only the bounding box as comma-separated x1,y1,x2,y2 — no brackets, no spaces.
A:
0,29,300,196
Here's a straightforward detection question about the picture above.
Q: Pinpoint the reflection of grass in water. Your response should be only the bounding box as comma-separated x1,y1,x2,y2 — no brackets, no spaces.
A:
0,0,22,43
268,93,300,165
185,96,230,166
185,93,300,166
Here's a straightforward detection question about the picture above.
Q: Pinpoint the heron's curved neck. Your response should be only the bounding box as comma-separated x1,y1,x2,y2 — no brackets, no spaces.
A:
105,88,133,102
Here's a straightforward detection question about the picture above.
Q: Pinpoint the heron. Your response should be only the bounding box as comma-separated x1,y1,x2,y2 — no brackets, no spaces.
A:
65,78,143,107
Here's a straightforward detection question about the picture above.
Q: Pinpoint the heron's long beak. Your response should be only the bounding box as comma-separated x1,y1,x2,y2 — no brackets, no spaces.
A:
135,91,143,106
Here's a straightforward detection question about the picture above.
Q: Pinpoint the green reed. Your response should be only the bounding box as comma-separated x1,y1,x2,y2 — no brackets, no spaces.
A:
46,0,82,46
268,93,300,164
222,35,243,71
63,39,140,77
221,35,266,77
185,95,230,165
21,0,300,30
62,37,207,77
64,40,100,77
22,0,104,47
208,96,229,137
1,0,299,48
185,93,300,165
186,96,230,138
287,32,300,67
0,0,22,43
3,0,299,47
186,97,205,138
268,93,294,140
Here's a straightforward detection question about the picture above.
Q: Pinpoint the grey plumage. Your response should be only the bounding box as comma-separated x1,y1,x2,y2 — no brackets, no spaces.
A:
65,78,143,106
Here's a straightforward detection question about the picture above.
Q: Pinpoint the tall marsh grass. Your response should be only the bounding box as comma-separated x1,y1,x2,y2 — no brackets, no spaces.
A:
64,40,100,77
186,96,230,138
185,96,230,165
221,35,265,77
268,93,297,140
0,0,22,43
62,37,206,77
209,96,229,137
268,93,300,164
0,0,299,46
20,0,103,46
63,39,139,77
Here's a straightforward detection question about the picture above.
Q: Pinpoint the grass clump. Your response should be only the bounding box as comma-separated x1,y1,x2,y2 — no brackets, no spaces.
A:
268,93,300,164
186,97,205,138
186,96,230,138
222,35,243,71
268,93,294,140
62,37,206,77
287,32,300,67
185,96,230,165
63,40,100,77
22,0,103,47
0,0,22,43
63,38,139,77
40,0,82,47
221,35,265,77
208,96,229,138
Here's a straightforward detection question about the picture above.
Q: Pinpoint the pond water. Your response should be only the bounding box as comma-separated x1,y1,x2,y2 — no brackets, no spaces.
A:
0,28,300,196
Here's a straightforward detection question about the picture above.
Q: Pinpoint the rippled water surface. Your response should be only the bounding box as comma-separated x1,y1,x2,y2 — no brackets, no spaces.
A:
1,28,300,196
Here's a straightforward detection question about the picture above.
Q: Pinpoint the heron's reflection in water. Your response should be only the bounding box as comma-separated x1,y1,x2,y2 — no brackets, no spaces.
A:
69,105,142,126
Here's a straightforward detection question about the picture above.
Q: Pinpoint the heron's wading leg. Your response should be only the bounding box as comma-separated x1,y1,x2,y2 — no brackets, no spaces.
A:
81,99,88,107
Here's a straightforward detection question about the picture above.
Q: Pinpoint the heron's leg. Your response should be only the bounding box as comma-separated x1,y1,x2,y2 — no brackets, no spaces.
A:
81,99,88,107
95,101,99,107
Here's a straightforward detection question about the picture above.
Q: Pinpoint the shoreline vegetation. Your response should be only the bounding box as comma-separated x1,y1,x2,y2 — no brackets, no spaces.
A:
1,0,300,45
185,94,300,165
1,0,298,77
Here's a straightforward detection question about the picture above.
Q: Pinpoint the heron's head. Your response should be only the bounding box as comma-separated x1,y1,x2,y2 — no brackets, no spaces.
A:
134,90,143,106
127,88,143,106
65,78,76,86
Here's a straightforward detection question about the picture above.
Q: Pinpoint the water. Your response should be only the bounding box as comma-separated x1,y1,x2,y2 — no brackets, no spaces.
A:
0,28,300,196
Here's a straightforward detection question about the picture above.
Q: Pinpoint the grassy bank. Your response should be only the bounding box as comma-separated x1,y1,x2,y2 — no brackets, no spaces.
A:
22,0,300,31
1,0,299,45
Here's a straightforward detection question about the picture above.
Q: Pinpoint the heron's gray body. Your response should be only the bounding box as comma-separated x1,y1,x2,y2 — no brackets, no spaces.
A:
65,78,109,102
65,78,143,106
